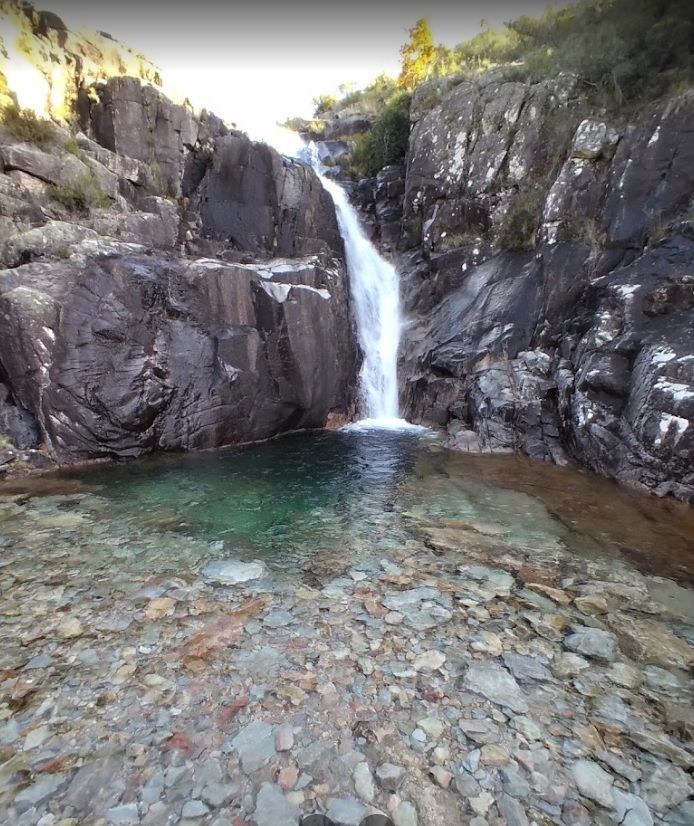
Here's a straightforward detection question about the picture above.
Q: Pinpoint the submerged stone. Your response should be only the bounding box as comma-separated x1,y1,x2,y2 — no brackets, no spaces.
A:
202,559,267,585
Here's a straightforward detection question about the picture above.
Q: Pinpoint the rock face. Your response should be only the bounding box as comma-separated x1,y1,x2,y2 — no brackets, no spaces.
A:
357,72,694,501
0,53,356,464
0,247,355,461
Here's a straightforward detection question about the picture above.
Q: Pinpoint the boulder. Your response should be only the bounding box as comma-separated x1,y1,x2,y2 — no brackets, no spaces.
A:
0,252,356,461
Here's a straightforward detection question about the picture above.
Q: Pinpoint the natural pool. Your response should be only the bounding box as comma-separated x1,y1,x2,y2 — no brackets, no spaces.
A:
1,428,693,825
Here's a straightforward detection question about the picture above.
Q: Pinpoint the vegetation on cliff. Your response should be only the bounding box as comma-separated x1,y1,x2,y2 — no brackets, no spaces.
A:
305,0,693,181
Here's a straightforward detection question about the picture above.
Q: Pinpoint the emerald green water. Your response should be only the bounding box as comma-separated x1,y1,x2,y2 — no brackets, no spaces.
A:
5,427,694,583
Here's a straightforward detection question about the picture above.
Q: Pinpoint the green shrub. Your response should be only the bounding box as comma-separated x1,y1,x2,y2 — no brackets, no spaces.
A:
0,103,54,145
350,92,411,178
49,172,110,213
63,136,87,161
498,188,545,251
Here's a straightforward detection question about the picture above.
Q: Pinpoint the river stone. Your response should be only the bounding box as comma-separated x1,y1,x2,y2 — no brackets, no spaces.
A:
231,721,275,773
552,652,590,677
607,615,694,670
14,774,68,814
463,661,528,713
496,793,530,826
382,587,441,610
105,803,140,825
572,759,614,807
564,628,618,662
640,761,694,811
253,782,299,826
404,605,452,631
612,789,653,826
326,798,366,826
413,650,446,671
182,800,210,818
375,763,405,792
502,652,552,682
463,565,515,596
353,763,375,802
202,559,267,584
417,717,444,739
393,801,418,826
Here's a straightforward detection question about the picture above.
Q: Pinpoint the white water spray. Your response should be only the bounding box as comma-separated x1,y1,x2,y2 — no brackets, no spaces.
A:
319,177,402,422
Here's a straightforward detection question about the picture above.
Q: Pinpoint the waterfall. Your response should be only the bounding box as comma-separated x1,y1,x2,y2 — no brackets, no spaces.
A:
259,128,407,425
319,177,402,422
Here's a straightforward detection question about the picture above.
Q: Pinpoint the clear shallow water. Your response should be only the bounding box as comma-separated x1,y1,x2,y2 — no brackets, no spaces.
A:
5,428,694,585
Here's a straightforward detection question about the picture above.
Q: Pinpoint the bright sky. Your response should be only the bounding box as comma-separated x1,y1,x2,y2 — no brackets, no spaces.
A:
36,1,563,138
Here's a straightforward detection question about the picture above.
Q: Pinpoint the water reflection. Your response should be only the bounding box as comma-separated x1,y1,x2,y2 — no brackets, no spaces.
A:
2,429,693,584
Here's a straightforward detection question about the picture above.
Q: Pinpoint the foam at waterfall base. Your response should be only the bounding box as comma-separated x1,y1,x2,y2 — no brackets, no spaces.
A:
341,417,428,433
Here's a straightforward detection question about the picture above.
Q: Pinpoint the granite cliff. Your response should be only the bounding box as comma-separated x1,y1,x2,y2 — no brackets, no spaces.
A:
353,73,694,502
0,6,356,469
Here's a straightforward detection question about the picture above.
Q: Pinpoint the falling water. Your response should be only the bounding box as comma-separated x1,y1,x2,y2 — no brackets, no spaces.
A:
319,176,402,422
260,128,406,423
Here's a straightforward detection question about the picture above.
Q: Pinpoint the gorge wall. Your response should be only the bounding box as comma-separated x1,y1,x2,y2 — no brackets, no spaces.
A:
0,6,356,468
354,73,694,502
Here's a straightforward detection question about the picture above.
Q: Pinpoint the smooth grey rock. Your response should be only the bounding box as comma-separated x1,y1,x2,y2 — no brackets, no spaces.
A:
564,628,618,662
502,653,553,682
463,661,528,713
106,803,140,825
393,801,418,826
253,783,299,826
201,783,238,808
572,759,614,808
326,798,366,826
14,774,68,814
202,559,267,585
375,763,405,792
497,793,529,826
501,766,531,798
612,789,653,826
231,721,276,774
353,763,375,803
640,760,694,812
181,800,210,819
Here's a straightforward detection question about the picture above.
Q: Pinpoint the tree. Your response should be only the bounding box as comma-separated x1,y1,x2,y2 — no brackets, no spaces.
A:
398,18,436,90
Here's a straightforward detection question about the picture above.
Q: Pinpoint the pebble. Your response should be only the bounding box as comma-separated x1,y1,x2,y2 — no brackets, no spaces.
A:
393,801,418,826
1,486,691,826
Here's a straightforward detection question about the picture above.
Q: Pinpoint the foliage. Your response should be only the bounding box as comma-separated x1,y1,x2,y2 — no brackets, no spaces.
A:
350,92,411,178
49,172,110,213
453,0,694,105
313,73,398,119
313,93,338,115
498,188,545,251
398,18,437,90
63,136,87,161
0,103,54,144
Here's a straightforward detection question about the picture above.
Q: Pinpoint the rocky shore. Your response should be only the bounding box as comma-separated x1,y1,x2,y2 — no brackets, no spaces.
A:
0,475,692,826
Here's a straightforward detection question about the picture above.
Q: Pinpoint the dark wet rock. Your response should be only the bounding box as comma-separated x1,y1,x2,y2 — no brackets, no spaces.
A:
193,133,342,258
0,252,356,461
397,76,694,502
